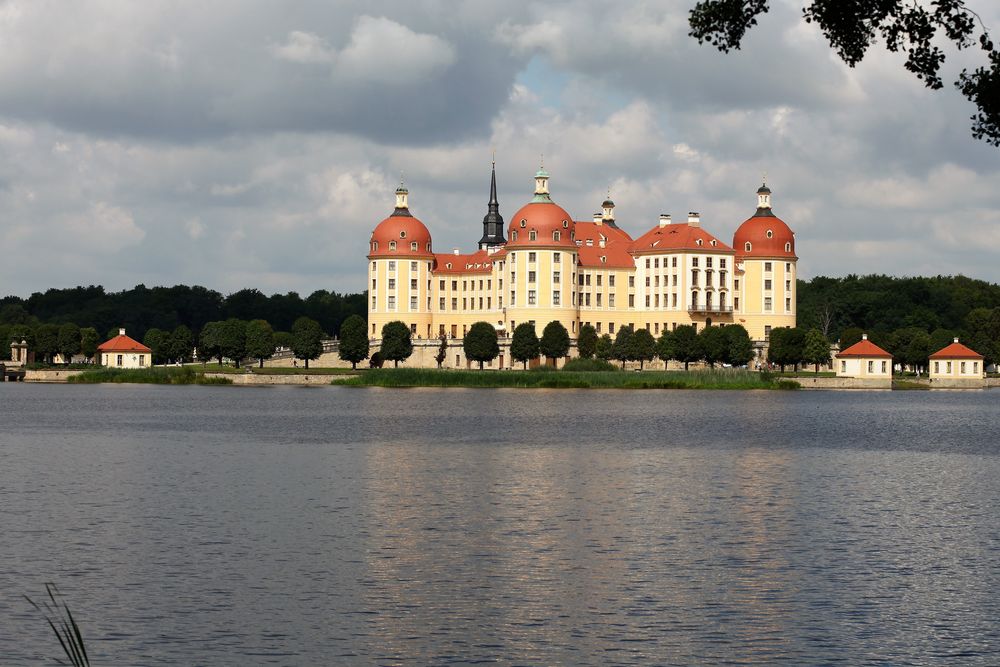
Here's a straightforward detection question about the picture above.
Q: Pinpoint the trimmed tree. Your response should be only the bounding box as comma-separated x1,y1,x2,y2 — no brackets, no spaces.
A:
245,319,276,368
338,314,369,370
57,322,81,364
540,320,571,366
291,316,324,369
199,322,223,365
698,326,728,368
143,328,169,364
657,329,674,367
672,325,702,371
611,326,633,369
595,333,614,361
725,324,754,368
379,320,413,368
218,318,248,367
510,323,540,369
464,321,500,370
802,328,832,373
167,325,194,363
434,333,447,368
80,327,100,363
35,323,60,364
577,324,598,359
630,328,656,370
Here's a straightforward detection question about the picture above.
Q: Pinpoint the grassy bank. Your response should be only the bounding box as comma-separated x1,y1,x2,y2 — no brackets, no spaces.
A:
68,367,232,385
333,368,798,390
185,364,357,375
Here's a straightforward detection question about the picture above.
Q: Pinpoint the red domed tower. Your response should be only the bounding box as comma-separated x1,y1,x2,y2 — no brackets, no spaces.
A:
367,182,435,341
732,182,797,342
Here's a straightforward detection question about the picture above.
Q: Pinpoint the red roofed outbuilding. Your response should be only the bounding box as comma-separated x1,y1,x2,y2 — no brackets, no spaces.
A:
835,333,892,381
98,328,152,368
929,338,985,386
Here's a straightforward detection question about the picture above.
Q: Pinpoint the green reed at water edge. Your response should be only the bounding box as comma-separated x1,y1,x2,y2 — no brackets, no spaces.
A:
24,583,90,667
67,366,233,385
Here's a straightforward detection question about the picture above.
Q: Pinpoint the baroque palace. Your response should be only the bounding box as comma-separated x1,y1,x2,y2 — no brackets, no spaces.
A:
367,164,796,360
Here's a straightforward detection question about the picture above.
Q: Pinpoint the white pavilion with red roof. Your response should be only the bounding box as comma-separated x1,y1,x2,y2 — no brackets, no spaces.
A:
97,328,152,369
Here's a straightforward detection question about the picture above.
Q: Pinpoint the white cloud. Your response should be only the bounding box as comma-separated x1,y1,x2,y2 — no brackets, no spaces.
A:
271,31,335,64
333,16,456,85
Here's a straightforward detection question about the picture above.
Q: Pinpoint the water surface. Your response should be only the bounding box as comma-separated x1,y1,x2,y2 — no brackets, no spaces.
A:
2,384,999,665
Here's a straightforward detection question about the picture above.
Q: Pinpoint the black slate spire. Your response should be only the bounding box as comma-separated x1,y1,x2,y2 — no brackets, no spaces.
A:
478,159,506,249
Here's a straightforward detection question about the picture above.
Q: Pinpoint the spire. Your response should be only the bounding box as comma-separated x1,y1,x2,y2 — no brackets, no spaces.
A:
479,157,506,249
392,175,412,217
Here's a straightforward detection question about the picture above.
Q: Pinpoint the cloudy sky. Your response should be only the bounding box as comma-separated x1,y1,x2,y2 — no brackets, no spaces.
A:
1,0,999,299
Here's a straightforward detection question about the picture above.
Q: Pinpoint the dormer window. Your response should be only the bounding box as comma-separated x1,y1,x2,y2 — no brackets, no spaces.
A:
562,220,569,228
601,256,607,264
372,242,378,251
520,219,526,228
400,230,407,239
529,230,537,241
696,239,703,246
389,241,397,251
426,242,432,251
745,242,752,252
512,230,518,241
785,242,791,252
553,231,561,241
410,241,418,251
446,262,452,269
766,230,773,239
710,239,717,246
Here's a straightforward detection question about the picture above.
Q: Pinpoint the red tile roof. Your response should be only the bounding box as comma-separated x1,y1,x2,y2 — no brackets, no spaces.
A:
836,338,891,358
630,222,734,255
929,341,983,359
574,221,634,268
97,333,152,353
433,249,497,274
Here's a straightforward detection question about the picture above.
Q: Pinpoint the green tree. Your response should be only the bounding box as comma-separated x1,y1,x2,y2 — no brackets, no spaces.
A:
80,327,100,362
630,327,656,370
689,0,1000,146
671,325,702,371
595,333,614,361
35,323,60,364
218,318,248,367
540,320,571,366
656,329,674,366
964,307,1000,366
725,324,754,367
611,326,633,369
802,328,832,373
199,321,224,366
274,331,293,350
905,330,931,373
839,327,864,351
57,322,81,364
379,320,412,368
698,325,728,368
144,328,169,365
464,321,500,370
167,325,194,363
245,319,276,368
291,316,324,369
0,324,11,361
510,323,540,369
434,333,448,369
769,327,806,371
338,314,370,370
0,303,33,325
577,324,598,359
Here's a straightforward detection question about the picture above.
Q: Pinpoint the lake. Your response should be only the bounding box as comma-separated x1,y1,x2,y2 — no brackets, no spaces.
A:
2,384,999,665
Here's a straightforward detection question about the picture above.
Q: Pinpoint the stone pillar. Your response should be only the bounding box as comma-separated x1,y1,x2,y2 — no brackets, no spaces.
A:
10,339,29,367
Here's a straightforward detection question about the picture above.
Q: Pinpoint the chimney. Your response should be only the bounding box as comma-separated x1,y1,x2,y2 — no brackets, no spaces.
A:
954,337,959,343
593,213,603,226
658,214,671,228
688,211,700,227
119,328,126,336
862,333,868,340
452,248,460,255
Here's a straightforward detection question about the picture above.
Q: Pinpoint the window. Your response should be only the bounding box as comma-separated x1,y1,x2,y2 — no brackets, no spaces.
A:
596,322,602,333
692,257,699,267
934,361,940,374
841,360,847,373
672,257,678,268
388,278,396,289
399,230,407,239
553,291,561,305
372,241,378,252
785,262,791,273
511,231,518,241
785,280,791,291
764,297,772,311
868,360,874,373
554,252,560,263
785,297,791,311
973,362,979,373
388,261,396,271
411,323,417,334
585,293,591,306
520,219,526,228
371,296,376,309
691,271,699,286
463,298,467,309
764,279,772,290
645,295,650,307
451,297,457,310
609,294,615,307
388,296,396,309
439,297,445,309
528,290,537,305
764,262,772,272
451,280,457,290
553,271,560,284
654,276,660,287
734,279,740,290
389,241,396,250
672,293,678,307
785,242,791,251
720,259,727,269
585,274,591,286
410,296,417,310
139,355,146,367
609,275,615,287
597,293,602,307
510,291,516,305
706,257,713,268
947,361,952,373
745,242,752,252
720,271,727,284
629,276,635,288
645,277,650,287
479,297,484,309
734,297,739,310
691,291,698,309
479,280,484,290
553,231,560,241
628,294,635,307
764,325,771,340
596,274,602,286
655,294,660,308
645,258,651,268
766,230,773,238
528,252,536,263
528,271,536,283
529,230,537,241
961,361,967,374
463,280,467,290
672,275,678,286
609,323,615,334
410,279,417,290
439,280,445,290
410,242,418,251
579,274,585,286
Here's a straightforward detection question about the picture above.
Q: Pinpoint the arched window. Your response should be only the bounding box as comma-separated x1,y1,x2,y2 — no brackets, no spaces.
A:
710,239,717,246
785,242,791,252
400,230,407,239
745,242,752,252
529,230,537,241
553,231,561,241
426,242,432,251
696,239,703,246
410,241,418,251
511,231,518,241
389,241,397,251
372,242,378,252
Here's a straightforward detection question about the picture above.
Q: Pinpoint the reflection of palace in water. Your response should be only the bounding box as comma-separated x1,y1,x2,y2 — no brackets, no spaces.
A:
366,163,797,365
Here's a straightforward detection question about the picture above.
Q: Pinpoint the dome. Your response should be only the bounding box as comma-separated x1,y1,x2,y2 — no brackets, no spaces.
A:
506,201,578,248
733,213,795,259
369,213,433,258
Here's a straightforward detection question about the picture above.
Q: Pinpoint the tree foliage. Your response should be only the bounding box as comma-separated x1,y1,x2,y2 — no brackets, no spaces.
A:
540,320,571,365
698,326,728,368
338,314,370,370
379,320,413,368
291,316,324,369
689,0,1000,146
595,333,614,361
725,324,754,367
630,328,657,369
611,326,633,369
143,328,169,364
671,325,702,370
577,324,598,359
463,321,500,370
802,328,832,373
768,327,806,371
510,323,540,369
57,322,81,363
245,319,276,368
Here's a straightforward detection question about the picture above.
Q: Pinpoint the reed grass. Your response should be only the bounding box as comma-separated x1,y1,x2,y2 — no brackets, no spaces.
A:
24,583,90,667
68,367,232,385
333,367,796,390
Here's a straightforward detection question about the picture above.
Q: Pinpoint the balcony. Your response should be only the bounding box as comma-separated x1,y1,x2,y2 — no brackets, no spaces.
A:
688,304,733,314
